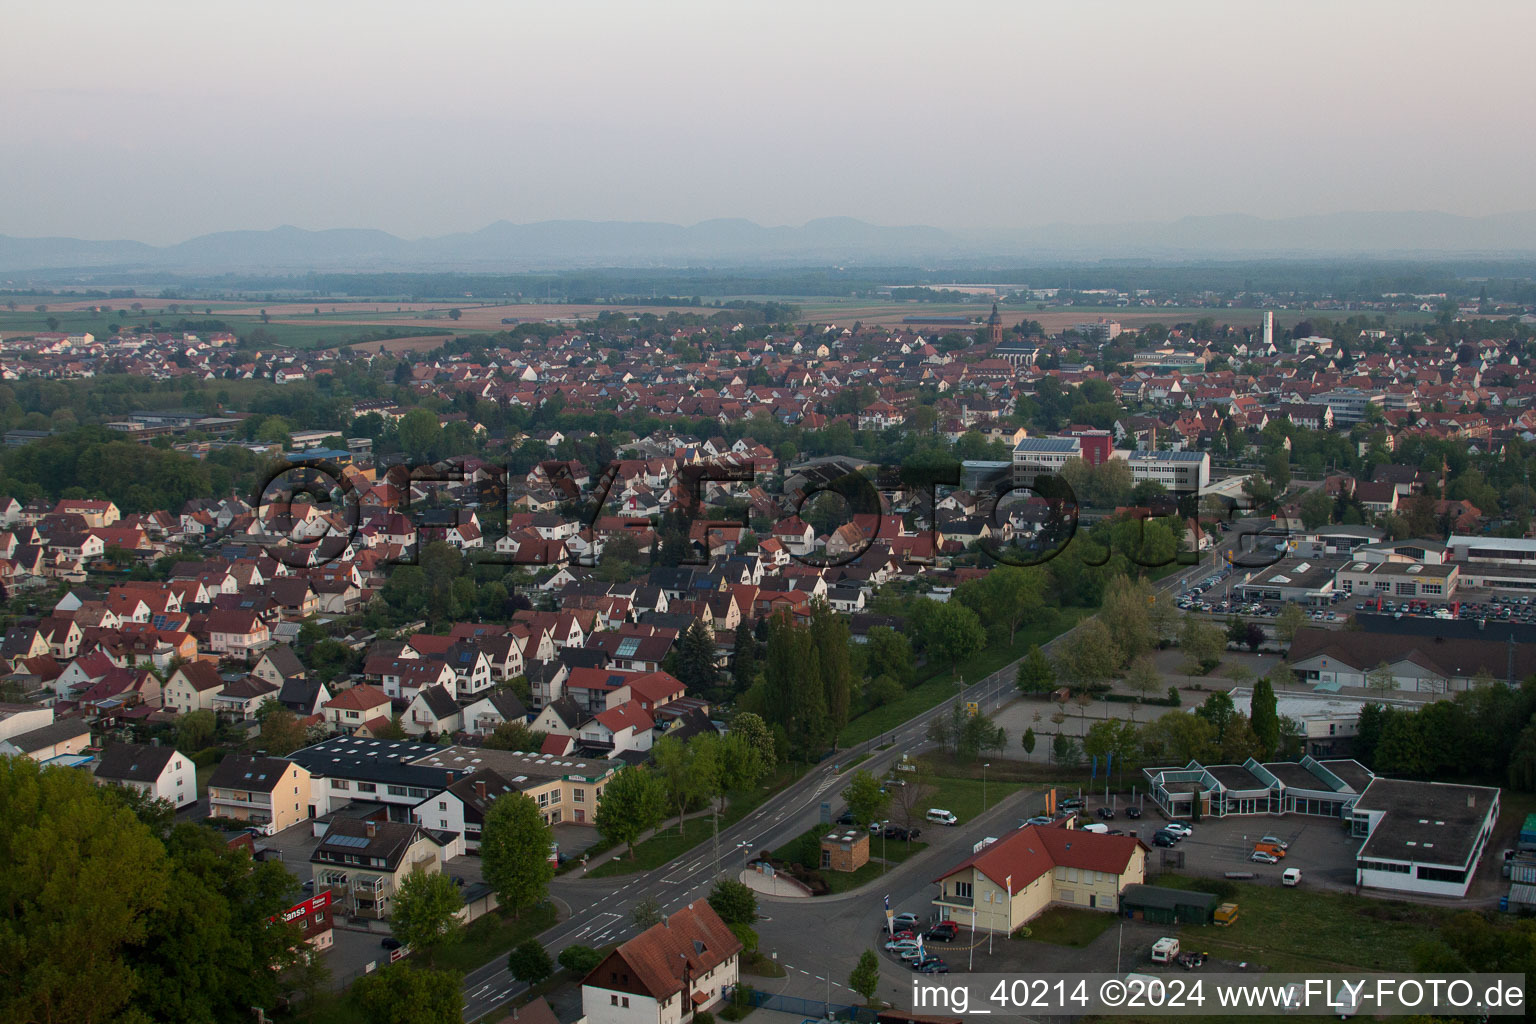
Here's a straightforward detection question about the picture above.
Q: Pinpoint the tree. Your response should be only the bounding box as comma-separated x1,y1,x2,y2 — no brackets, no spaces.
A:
506,939,554,986
1250,677,1280,758
1056,619,1120,692
1299,488,1334,530
481,793,554,916
1124,655,1162,702
920,599,987,678
1195,691,1237,741
558,944,605,977
842,769,889,825
631,898,662,929
352,964,463,1024
1051,732,1082,768
1015,644,1056,694
864,626,914,687
594,767,667,858
391,869,463,963
1366,661,1398,697
0,757,171,1024
761,612,829,755
707,878,758,927
959,565,1047,644
676,619,720,692
1275,603,1308,644
1100,575,1155,666
256,703,311,755
448,308,463,321
481,720,549,753
850,949,881,1003
731,626,757,690
1138,709,1217,763
1021,727,1037,755
1179,616,1225,675
810,600,854,730
652,733,718,832
730,711,777,767
174,708,217,751
1355,702,1389,766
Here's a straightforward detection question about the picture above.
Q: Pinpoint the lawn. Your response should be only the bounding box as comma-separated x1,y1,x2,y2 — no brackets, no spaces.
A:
1156,874,1454,972
587,763,809,878
837,608,1090,747
914,774,1024,825
1019,906,1117,947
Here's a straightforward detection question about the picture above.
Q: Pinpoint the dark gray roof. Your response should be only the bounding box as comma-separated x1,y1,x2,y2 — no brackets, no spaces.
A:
1119,884,1219,912
1355,777,1499,869
310,816,449,870
94,742,176,783
259,644,306,679
208,754,295,793
288,735,453,789
4,719,90,753
417,684,460,721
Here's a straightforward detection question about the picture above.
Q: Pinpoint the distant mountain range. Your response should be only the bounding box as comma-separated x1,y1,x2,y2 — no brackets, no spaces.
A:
3,211,1536,274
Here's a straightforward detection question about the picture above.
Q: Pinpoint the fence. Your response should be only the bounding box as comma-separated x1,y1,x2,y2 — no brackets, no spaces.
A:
741,989,877,1022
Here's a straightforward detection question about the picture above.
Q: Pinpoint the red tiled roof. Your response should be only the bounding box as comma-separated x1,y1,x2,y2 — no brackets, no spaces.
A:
585,901,742,1001
933,825,1145,892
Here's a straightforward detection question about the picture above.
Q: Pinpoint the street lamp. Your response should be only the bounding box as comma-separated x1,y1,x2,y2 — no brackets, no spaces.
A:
983,763,990,812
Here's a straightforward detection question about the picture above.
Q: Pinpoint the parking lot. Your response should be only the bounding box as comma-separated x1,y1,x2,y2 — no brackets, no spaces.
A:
1137,810,1362,890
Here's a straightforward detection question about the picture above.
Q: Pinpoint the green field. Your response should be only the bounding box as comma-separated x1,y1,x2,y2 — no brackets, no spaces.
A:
838,608,1090,747
1156,874,1451,973
0,306,457,350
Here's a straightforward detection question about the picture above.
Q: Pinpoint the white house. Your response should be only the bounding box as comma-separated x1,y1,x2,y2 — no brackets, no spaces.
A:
92,741,197,808
581,901,742,1024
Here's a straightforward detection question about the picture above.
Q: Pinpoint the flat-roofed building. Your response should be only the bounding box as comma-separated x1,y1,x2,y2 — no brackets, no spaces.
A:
1120,449,1211,494
1012,437,1081,487
1352,778,1499,898
1235,557,1343,606
1335,559,1458,600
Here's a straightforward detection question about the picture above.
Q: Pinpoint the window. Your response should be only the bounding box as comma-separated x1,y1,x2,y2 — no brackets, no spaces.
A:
574,788,585,803
611,996,618,1007
538,792,549,807
548,790,561,804
407,788,427,798
953,881,973,899
438,801,447,811
387,785,408,797
332,780,350,791
623,998,630,1009
357,783,377,793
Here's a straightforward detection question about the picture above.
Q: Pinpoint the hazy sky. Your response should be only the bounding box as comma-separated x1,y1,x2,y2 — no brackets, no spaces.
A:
5,0,1534,243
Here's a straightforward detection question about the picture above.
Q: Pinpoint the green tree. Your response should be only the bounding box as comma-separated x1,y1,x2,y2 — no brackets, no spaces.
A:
676,619,720,692
729,711,777,767
481,793,554,917
921,600,987,678
391,869,464,963
174,707,217,751
652,733,721,832
1056,618,1121,692
864,626,914,687
1051,732,1082,768
256,702,311,755
841,769,889,825
352,964,463,1024
0,757,172,1024
397,407,442,463
958,565,1047,643
1275,603,1308,645
810,600,854,730
1015,644,1056,694
761,612,828,755
1179,616,1225,675
631,898,662,930
1194,691,1237,741
1250,676,1280,758
1299,488,1334,529
594,766,667,858
1366,661,1398,697
707,878,758,927
1124,655,1162,703
480,720,549,753
731,626,757,689
1100,575,1155,666
507,939,553,986
1021,727,1037,755
850,949,881,1003
558,944,605,977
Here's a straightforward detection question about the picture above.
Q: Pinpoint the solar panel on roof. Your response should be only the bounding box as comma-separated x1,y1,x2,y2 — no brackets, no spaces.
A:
326,834,370,848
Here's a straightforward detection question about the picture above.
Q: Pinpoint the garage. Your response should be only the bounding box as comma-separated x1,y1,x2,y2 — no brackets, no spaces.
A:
1118,884,1218,926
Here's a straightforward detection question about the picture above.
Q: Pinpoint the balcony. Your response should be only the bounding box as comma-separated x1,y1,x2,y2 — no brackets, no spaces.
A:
352,875,387,896
934,892,973,908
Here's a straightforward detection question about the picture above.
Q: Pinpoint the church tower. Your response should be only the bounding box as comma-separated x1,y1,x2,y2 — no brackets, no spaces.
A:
987,302,1003,346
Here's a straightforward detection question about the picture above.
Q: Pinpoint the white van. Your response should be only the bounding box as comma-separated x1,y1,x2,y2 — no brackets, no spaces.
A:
1081,823,1110,834
926,808,959,826
1282,867,1302,886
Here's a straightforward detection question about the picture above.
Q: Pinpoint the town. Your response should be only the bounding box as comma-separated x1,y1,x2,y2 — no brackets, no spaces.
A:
4,277,1536,1024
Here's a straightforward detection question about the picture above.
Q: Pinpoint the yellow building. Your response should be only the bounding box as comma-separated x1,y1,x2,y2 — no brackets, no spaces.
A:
932,825,1147,932
207,754,313,834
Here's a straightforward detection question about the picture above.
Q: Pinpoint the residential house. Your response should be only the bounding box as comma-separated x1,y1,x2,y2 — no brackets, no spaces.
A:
92,741,196,808
323,684,395,736
207,754,313,833
403,684,465,737
580,901,743,1024
163,661,227,714
308,817,451,919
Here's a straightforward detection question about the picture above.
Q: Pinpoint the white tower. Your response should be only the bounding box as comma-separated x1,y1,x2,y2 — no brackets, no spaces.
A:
1262,311,1274,350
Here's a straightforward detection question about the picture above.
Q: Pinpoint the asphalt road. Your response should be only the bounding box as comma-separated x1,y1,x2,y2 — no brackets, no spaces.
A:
457,524,1263,1020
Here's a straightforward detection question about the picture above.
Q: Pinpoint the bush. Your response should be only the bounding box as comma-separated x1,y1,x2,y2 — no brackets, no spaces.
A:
558,944,604,977
695,1013,714,1024
1166,685,1181,706
191,747,225,767
1187,877,1237,900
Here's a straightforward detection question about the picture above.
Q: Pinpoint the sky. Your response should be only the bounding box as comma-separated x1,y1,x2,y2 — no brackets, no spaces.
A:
4,0,1534,244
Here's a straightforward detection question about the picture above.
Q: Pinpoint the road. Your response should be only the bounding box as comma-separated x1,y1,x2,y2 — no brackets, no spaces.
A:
457,523,1265,1020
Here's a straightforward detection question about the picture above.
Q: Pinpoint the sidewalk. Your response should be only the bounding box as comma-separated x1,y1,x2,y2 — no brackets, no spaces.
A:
574,804,719,874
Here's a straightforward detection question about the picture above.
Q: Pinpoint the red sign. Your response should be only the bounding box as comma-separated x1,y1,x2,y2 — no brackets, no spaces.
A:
272,889,332,925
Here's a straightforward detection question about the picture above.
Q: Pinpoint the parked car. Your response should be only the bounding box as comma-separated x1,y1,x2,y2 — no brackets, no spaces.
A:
885,939,921,953
924,927,955,942
893,912,921,928
916,958,950,974
897,946,928,962
1096,807,1115,820
1250,850,1279,864
1125,807,1142,819
884,825,921,841
1153,832,1177,847
1026,815,1053,826
1163,822,1193,837
1259,835,1289,850
381,937,402,950
1060,797,1085,811
836,811,855,825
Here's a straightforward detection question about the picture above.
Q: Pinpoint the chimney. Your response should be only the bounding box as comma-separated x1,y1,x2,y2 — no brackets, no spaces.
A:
446,771,455,788
475,780,487,800
1468,793,1475,808
365,820,376,838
